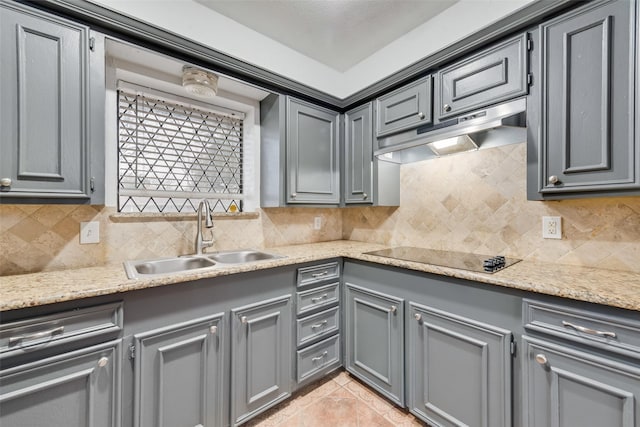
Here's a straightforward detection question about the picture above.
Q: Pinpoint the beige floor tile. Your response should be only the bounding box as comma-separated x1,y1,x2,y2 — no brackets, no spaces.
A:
331,370,353,386
301,397,359,427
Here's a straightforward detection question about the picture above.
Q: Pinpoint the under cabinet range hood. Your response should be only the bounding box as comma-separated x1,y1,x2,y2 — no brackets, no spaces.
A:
376,98,526,164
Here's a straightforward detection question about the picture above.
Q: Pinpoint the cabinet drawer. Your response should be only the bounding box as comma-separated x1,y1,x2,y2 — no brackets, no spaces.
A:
297,262,340,287
296,334,341,383
375,75,432,137
0,302,123,359
297,282,339,315
435,34,527,120
297,306,339,347
523,299,640,359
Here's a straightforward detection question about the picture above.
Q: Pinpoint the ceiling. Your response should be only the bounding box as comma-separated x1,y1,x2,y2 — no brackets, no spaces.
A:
194,0,458,72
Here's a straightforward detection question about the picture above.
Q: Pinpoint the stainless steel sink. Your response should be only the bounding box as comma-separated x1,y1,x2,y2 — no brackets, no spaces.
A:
124,249,284,279
204,249,283,264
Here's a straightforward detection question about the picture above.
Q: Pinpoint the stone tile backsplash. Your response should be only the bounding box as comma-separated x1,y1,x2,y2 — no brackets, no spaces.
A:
1,142,639,275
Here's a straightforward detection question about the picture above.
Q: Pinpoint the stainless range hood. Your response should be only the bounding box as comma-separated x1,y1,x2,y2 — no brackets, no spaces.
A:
375,98,527,164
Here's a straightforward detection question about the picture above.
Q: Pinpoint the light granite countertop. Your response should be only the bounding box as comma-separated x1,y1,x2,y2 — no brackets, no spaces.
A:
1,240,639,312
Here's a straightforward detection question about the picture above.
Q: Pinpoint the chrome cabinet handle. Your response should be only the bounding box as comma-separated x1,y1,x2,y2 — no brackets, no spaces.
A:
363,193,368,200
311,294,328,303
562,321,617,338
311,320,328,330
443,104,452,112
240,316,248,324
98,357,109,368
0,178,12,187
418,112,425,119
210,325,218,334
311,271,328,278
535,353,548,367
8,326,65,345
311,351,328,362
414,313,422,321
291,193,297,198
390,305,397,314
548,175,559,185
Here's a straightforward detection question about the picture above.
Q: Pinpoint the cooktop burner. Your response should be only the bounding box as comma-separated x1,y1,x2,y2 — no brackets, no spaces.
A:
364,247,521,274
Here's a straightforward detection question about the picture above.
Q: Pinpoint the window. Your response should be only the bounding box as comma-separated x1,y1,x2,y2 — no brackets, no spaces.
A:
117,86,245,213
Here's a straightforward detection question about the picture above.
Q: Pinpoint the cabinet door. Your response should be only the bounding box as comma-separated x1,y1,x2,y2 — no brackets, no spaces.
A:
537,0,639,194
286,98,340,204
132,313,224,427
344,103,373,205
408,303,512,427
0,340,120,427
435,34,527,121
344,282,404,405
0,3,90,199
231,295,292,426
523,337,640,427
375,75,432,137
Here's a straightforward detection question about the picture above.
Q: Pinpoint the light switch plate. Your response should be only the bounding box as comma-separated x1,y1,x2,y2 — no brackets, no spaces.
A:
80,221,100,244
542,216,562,239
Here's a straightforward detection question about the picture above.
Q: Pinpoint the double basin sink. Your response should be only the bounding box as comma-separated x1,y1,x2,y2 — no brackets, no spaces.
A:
124,249,284,279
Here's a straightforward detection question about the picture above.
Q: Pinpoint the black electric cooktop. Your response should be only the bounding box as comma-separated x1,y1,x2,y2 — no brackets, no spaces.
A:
364,247,521,274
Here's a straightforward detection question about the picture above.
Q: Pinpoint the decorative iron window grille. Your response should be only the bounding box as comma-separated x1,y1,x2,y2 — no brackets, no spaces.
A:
117,88,244,213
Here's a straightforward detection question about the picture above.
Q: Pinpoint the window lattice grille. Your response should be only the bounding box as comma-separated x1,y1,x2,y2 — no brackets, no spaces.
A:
117,90,243,213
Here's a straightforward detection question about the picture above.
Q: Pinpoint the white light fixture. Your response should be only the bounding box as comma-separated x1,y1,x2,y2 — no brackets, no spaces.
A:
182,66,218,98
428,134,478,156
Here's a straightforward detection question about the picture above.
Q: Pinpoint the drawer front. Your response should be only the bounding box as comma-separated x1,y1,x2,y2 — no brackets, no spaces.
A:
435,34,527,120
297,306,339,347
297,262,340,288
375,75,432,137
523,299,640,359
0,302,123,359
297,282,339,315
297,334,341,383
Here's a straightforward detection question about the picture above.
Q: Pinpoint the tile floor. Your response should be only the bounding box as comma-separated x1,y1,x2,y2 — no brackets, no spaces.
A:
243,370,428,427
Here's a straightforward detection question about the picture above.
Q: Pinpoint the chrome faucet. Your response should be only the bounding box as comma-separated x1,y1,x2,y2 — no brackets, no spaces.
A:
195,200,214,255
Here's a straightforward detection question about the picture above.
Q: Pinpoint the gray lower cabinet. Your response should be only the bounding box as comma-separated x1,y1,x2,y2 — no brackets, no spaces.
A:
375,75,432,138
407,302,513,427
0,1,104,203
0,340,121,427
344,282,404,406
528,0,640,198
344,102,373,205
132,313,224,427
523,336,640,427
231,295,292,426
286,97,340,204
434,33,528,121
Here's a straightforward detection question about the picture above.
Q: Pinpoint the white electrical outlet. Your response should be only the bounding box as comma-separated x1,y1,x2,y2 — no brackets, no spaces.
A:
80,221,100,244
542,216,562,239
313,216,322,230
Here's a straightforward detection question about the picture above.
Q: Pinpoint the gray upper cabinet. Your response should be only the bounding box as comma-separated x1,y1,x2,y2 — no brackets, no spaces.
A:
132,313,224,427
0,2,104,203
231,295,292,426
408,302,512,427
375,75,432,137
523,336,640,427
286,97,340,204
0,340,120,427
344,282,404,406
344,103,373,204
528,0,639,198
435,34,528,121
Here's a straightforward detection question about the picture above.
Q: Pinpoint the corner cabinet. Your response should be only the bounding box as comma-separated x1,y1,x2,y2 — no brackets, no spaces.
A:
231,295,293,426
0,2,105,203
528,0,640,199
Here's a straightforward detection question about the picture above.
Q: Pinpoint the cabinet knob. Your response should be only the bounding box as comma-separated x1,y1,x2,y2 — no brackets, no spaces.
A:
0,178,12,187
390,305,397,314
443,104,452,112
535,353,548,367
363,193,368,200
418,112,425,120
414,313,422,321
240,316,248,324
548,175,559,185
210,325,218,334
291,193,297,199
98,357,109,368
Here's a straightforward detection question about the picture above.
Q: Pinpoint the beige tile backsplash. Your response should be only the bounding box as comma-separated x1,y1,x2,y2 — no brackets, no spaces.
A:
1,142,639,275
